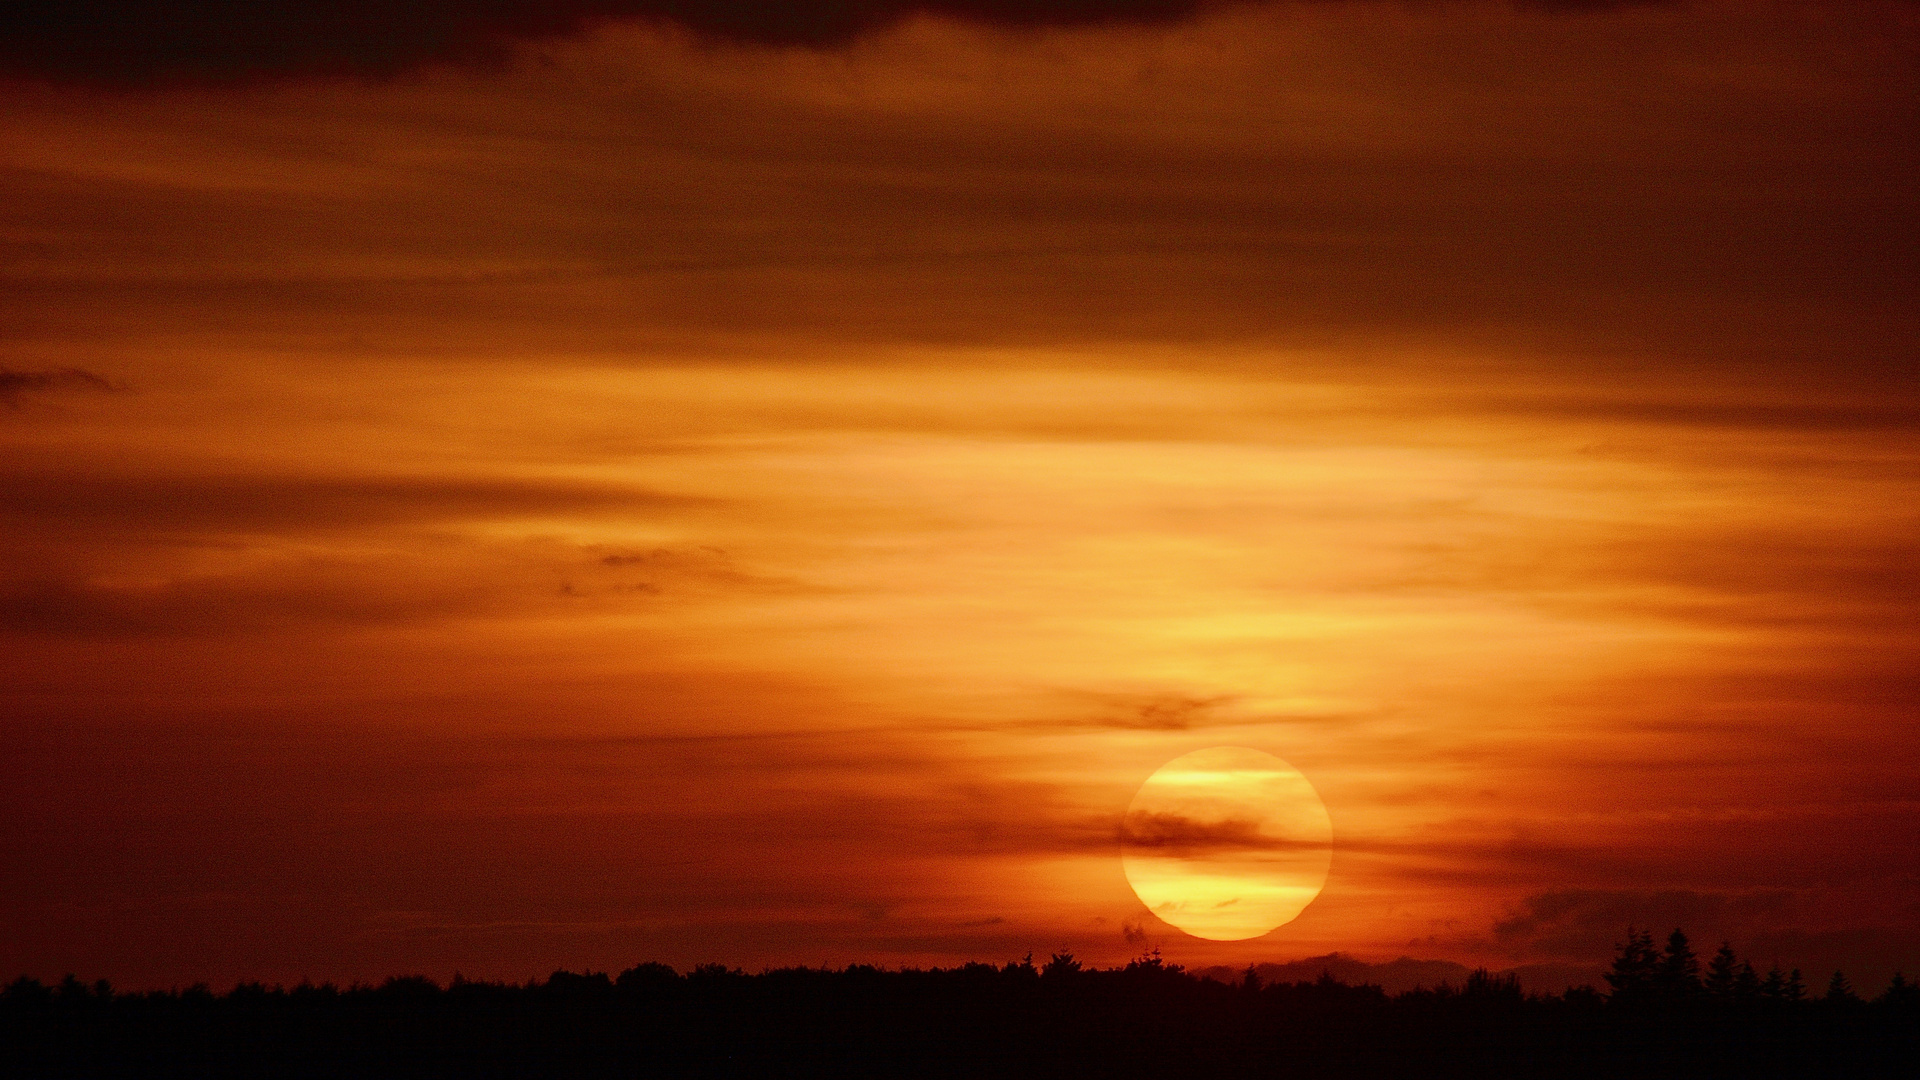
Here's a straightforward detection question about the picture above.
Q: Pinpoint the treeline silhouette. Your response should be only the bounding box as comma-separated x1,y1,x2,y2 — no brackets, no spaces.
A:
3,933,1914,1078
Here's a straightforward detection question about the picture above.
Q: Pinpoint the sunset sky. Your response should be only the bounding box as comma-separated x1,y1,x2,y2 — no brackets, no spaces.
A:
3,1,1916,993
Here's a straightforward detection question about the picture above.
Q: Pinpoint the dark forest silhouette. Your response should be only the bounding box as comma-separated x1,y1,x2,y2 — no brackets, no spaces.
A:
4,930,1914,1078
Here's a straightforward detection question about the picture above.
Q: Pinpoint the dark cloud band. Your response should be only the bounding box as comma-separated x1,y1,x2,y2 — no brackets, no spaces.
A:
0,1,1695,85
0,1,1217,84
0,368,116,405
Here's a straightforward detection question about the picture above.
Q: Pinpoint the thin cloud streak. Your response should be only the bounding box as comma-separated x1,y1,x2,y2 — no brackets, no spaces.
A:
0,367,119,405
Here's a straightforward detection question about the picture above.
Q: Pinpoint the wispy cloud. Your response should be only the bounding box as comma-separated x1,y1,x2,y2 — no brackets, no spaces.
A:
0,367,119,406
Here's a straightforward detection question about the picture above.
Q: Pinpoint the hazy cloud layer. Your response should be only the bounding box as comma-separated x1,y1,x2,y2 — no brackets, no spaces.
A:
5,4,1912,403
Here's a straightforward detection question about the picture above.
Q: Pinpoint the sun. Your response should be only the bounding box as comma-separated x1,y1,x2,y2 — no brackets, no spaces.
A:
1120,747,1333,941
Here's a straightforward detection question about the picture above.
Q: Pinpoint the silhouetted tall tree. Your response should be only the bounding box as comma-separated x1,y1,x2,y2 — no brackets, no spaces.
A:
1826,971,1859,1004
1605,927,1660,1002
1464,968,1524,1002
1761,965,1787,1000
1041,952,1082,981
1705,942,1738,1001
1733,960,1761,1002
1880,972,1918,1008
1655,929,1701,999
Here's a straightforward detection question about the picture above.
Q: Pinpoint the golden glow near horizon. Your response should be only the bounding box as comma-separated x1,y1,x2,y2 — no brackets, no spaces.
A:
1122,748,1333,941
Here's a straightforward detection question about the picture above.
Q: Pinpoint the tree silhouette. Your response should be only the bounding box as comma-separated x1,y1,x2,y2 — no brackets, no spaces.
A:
1604,927,1660,1002
1705,942,1738,1000
1655,929,1701,999
3,936,1918,1079
1880,972,1918,1008
1464,968,1524,1002
1761,965,1787,1000
1041,951,1082,981
614,961,676,993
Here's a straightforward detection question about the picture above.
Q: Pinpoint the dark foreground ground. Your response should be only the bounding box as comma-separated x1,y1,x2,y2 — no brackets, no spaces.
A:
5,959,1915,1079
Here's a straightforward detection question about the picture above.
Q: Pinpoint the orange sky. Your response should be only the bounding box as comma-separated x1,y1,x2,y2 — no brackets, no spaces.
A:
2,1,1917,992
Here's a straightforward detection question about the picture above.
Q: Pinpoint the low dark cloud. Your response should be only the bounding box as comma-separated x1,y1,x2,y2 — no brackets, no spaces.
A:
1484,888,1920,991
1047,690,1238,730
0,1,1216,85
0,533,794,638
0,476,731,636
1117,811,1325,854
0,570,496,637
0,368,117,406
0,1,1695,85
1492,888,1801,959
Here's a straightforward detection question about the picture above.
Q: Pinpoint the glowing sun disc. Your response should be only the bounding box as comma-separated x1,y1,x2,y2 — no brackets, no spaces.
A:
1121,746,1332,941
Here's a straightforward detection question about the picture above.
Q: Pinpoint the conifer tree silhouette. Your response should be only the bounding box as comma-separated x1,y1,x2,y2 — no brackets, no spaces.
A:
1041,952,1082,981
1705,943,1738,1000
1604,928,1659,1002
1761,965,1787,1000
1655,929,1701,998
1880,972,1918,1007
1733,960,1760,1001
